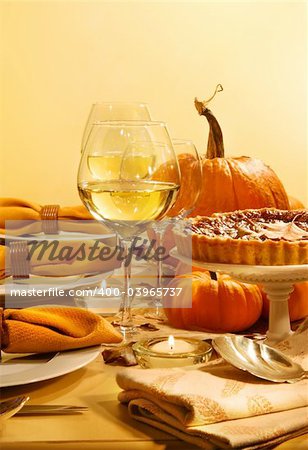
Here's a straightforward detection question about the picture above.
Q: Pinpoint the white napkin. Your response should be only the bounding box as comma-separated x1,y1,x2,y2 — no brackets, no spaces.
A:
117,321,308,449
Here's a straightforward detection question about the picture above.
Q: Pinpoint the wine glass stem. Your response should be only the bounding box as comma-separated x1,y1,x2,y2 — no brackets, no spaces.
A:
120,239,134,335
155,229,164,310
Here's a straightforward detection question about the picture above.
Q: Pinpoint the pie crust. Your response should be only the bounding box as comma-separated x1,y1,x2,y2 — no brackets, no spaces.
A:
175,209,308,266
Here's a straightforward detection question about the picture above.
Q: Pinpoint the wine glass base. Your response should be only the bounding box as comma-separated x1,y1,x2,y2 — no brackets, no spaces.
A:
144,308,166,320
143,297,166,320
120,325,138,341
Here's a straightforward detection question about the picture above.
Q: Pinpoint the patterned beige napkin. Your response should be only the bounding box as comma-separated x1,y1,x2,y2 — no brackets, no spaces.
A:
117,321,308,449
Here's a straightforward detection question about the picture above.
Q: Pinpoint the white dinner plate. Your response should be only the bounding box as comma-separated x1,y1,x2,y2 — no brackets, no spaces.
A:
1,270,114,291
0,271,114,305
0,346,101,388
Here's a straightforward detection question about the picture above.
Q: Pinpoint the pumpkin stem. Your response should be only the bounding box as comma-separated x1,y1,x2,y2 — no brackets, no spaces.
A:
209,271,217,281
194,84,225,159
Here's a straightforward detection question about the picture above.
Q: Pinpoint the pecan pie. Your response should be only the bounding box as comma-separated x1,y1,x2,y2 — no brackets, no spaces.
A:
175,209,308,265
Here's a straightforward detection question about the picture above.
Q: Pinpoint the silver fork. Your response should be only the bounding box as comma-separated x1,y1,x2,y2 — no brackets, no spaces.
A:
0,396,88,420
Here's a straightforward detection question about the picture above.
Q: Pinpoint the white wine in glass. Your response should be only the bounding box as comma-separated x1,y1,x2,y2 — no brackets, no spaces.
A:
78,121,180,337
80,180,178,224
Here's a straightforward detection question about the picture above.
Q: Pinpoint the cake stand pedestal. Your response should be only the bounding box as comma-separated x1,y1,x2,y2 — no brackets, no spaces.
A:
171,251,308,345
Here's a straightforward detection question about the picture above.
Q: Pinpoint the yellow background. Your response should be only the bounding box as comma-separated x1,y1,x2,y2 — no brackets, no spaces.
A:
1,1,307,206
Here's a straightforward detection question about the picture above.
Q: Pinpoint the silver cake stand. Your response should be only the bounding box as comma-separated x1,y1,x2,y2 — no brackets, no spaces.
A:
171,250,308,345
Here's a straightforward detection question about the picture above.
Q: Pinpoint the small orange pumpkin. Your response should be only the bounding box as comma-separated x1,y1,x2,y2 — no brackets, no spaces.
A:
175,261,208,275
261,282,308,322
164,271,263,332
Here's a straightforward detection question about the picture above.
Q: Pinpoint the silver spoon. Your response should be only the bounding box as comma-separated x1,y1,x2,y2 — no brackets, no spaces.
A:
213,335,308,383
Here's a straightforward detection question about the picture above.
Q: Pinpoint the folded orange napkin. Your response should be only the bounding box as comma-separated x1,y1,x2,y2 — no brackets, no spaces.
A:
0,246,5,280
0,198,109,235
117,322,308,449
0,306,122,353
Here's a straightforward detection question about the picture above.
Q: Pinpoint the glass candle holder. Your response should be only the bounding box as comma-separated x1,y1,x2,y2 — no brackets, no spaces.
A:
133,336,212,368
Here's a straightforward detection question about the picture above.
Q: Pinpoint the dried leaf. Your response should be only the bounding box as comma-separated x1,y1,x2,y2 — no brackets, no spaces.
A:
102,343,137,366
139,322,159,331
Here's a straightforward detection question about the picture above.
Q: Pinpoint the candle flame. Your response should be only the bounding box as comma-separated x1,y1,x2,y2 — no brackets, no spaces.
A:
168,335,175,351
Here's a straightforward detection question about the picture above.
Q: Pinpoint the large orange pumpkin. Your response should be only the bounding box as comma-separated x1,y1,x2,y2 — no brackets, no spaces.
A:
192,87,290,216
261,282,308,322
164,271,263,332
288,196,305,210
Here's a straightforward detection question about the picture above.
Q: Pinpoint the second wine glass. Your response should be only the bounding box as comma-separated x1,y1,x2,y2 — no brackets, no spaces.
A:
78,121,180,337
147,139,203,319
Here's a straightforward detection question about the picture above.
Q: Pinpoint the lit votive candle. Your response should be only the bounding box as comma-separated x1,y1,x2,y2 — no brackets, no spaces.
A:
133,335,212,368
150,335,195,354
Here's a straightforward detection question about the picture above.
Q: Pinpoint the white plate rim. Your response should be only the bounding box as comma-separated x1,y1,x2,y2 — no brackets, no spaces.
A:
0,270,114,296
1,231,115,242
0,346,101,388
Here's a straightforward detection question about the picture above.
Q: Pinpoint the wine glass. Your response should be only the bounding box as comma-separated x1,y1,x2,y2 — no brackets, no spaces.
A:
167,140,203,218
80,102,152,319
147,139,202,318
78,121,180,337
81,102,151,152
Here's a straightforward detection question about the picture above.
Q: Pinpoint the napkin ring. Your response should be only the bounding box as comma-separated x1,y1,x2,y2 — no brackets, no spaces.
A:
41,205,60,234
10,241,30,280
